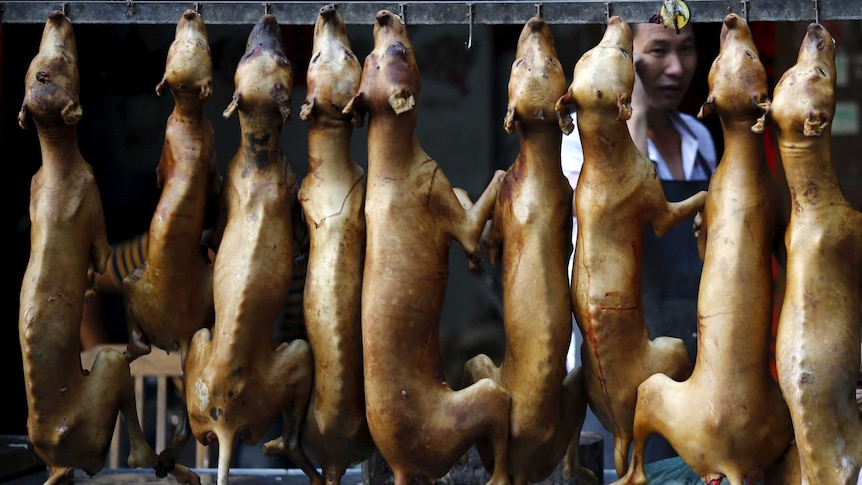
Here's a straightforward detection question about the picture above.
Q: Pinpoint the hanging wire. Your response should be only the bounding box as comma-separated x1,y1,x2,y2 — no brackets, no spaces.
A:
465,3,473,50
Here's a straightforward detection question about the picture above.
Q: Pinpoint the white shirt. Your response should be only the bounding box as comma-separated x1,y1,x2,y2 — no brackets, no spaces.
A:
561,109,717,370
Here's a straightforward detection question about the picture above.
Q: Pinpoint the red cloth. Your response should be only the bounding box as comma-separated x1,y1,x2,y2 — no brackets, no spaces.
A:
751,22,782,381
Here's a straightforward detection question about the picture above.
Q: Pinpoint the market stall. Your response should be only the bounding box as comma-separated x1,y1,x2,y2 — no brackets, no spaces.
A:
4,2,861,485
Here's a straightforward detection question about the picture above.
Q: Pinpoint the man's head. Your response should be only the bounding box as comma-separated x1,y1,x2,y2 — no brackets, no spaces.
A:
631,22,697,113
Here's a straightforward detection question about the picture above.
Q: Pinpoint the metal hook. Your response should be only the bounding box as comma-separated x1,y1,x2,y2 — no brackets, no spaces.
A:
741,0,749,22
125,1,135,18
465,3,474,50
535,3,543,19
813,0,820,23
263,2,271,15
399,3,407,24
194,2,202,15
605,2,611,20
60,2,67,17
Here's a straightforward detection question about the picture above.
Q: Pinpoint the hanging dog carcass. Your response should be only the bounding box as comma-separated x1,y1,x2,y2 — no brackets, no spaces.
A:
183,14,319,485
462,15,595,485
766,21,862,485
342,9,512,485
553,15,701,478
262,5,374,485
17,11,197,485
121,10,222,477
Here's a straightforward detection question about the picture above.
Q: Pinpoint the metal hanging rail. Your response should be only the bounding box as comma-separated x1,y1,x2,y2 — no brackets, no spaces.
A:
0,0,856,25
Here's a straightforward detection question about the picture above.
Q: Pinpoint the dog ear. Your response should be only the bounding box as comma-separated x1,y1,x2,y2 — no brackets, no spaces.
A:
503,105,517,134
557,109,574,136
155,76,168,97
750,97,771,134
617,92,632,121
199,81,213,101
697,94,715,120
223,91,240,119
803,110,829,137
389,88,415,114
343,91,364,114
17,104,30,130
343,92,368,127
61,100,83,125
554,91,576,135
300,97,315,122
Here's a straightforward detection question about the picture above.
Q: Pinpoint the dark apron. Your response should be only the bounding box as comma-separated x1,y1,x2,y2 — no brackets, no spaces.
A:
640,151,712,463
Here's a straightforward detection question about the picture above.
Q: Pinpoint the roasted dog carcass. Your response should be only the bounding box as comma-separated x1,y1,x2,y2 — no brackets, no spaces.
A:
342,9,511,485
183,14,318,485
553,16,700,478
121,10,221,477
17,11,195,485
765,22,862,485
462,15,594,485
124,9,220,365
614,14,794,485
261,5,373,484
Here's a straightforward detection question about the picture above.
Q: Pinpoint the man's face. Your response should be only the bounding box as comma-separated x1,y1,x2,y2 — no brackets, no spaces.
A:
632,23,698,112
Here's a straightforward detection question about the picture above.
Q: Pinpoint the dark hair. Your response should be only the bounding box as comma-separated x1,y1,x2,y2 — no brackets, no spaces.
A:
631,21,695,39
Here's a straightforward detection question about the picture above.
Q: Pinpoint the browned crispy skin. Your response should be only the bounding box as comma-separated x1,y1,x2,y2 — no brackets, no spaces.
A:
768,22,862,485
342,10,511,485
261,5,373,485
17,11,195,485
119,11,221,481
553,16,699,478
615,15,794,485
183,14,318,485
124,9,220,365
462,16,594,485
